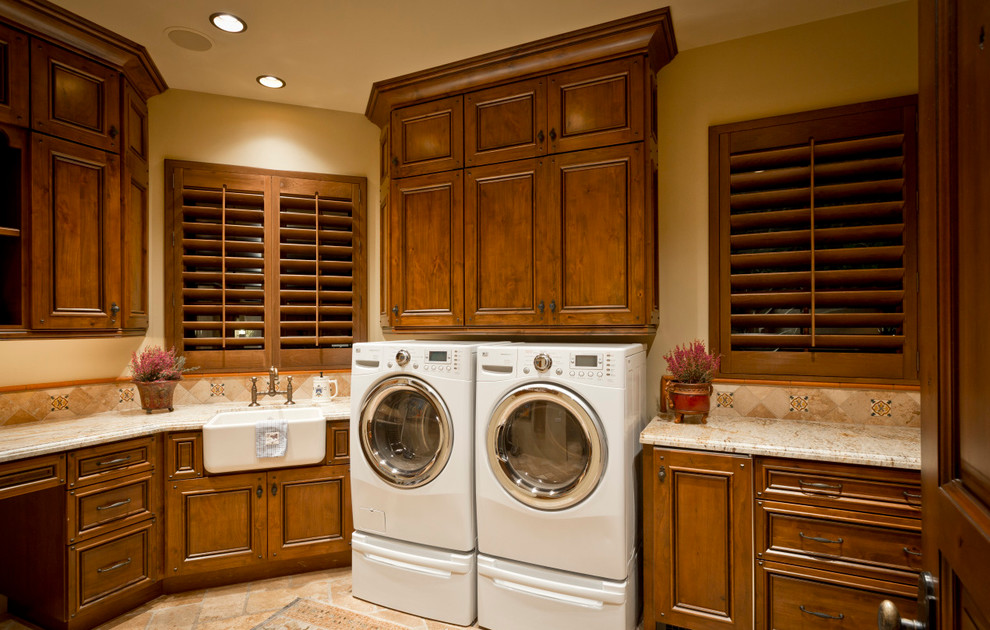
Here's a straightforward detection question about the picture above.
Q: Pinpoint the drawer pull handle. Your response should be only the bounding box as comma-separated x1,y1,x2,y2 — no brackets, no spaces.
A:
97,557,132,573
96,456,131,467
798,479,842,491
904,546,922,557
903,490,922,500
800,605,844,620
799,531,843,545
96,498,132,511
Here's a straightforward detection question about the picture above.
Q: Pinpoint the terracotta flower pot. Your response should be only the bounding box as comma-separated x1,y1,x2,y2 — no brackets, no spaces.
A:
134,380,178,413
666,381,713,423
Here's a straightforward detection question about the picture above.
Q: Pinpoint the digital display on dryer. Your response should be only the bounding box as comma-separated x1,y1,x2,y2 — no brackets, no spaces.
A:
574,355,598,368
428,351,448,362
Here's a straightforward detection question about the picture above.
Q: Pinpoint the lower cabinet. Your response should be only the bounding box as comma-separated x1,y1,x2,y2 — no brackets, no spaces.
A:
166,463,352,579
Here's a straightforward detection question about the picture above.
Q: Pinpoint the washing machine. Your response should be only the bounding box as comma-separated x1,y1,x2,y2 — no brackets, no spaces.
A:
349,340,494,626
474,343,646,630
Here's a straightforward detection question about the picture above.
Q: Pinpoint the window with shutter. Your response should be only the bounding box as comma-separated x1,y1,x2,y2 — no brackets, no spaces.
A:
165,161,367,372
709,96,918,382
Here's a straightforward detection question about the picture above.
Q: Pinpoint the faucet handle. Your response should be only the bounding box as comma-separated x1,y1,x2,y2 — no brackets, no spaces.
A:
285,375,295,405
249,376,260,407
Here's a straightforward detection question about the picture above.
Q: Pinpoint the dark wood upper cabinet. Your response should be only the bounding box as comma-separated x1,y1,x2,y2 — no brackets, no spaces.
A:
548,57,645,154
0,23,28,127
391,96,463,178
465,78,547,166
30,39,120,152
30,134,121,330
120,80,149,330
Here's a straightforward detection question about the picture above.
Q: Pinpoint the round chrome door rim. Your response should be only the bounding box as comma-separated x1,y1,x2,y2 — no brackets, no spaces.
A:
486,383,607,511
360,375,453,488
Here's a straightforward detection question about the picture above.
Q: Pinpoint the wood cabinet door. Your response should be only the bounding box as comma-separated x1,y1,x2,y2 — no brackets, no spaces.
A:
646,447,753,630
547,57,645,154
31,134,121,330
120,81,149,330
465,77,547,166
165,473,267,576
388,170,463,327
391,96,462,178
268,465,351,562
464,158,551,327
30,39,120,152
548,144,646,327
0,23,28,127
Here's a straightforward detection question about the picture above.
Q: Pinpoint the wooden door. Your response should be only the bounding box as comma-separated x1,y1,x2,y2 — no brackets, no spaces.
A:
30,39,120,152
464,158,551,327
388,170,463,327
0,123,28,329
31,134,121,330
548,144,646,327
547,57,644,154
0,22,28,127
268,465,351,562
645,447,753,630
465,77,547,166
390,96,462,178
120,80,149,330
164,473,266,576
918,0,990,626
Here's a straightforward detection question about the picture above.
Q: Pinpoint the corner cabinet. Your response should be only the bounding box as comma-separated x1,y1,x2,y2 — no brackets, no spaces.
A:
368,8,675,335
0,4,165,337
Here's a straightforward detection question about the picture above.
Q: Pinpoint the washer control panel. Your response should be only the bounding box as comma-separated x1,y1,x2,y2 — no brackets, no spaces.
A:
517,348,618,385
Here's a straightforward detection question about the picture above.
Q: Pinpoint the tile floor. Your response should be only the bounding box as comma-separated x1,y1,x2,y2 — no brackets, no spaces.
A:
0,567,475,630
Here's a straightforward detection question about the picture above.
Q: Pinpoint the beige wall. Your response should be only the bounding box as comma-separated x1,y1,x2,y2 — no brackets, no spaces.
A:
648,0,918,409
2,2,917,391
0,90,380,387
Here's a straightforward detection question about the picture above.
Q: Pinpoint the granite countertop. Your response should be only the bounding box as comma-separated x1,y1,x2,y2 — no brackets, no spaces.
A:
0,397,351,464
640,415,921,470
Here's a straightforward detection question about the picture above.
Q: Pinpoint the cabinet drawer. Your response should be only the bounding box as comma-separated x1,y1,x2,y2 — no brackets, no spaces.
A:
68,472,157,542
69,518,158,616
69,437,156,489
759,501,922,583
0,453,65,500
762,567,917,629
755,457,921,517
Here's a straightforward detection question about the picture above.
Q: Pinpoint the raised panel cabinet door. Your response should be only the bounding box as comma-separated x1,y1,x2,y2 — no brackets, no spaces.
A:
548,144,646,327
30,39,120,152
31,134,121,330
648,447,753,630
268,465,351,562
464,158,551,326
388,170,464,327
465,77,547,166
121,82,149,330
165,473,267,576
391,95,463,178
547,56,645,154
0,23,28,127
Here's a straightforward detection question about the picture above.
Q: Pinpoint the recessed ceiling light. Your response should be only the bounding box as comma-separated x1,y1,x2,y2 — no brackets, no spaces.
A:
210,13,247,33
257,75,285,89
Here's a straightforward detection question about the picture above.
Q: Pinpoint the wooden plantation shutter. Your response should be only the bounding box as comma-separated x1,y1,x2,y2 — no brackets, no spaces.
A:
277,176,365,368
166,161,367,372
709,96,918,381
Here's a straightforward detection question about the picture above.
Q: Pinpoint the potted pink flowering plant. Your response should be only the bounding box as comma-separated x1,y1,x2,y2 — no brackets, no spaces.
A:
129,345,191,413
662,339,721,423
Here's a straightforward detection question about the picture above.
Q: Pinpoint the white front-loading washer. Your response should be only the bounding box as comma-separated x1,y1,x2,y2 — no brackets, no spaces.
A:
474,343,646,630
349,340,493,626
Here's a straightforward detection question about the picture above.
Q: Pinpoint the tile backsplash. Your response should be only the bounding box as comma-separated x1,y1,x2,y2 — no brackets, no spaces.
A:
0,372,351,427
708,382,920,428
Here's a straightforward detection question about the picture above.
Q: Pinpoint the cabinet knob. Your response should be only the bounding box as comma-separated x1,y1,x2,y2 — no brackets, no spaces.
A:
549,299,556,313
549,128,557,141
109,125,118,139
392,305,398,315
109,302,119,323
256,485,263,498
657,465,666,481
271,482,278,497
538,301,544,313
537,130,545,143
391,156,398,167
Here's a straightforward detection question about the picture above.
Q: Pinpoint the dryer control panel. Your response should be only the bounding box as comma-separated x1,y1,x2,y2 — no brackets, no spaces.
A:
517,348,619,385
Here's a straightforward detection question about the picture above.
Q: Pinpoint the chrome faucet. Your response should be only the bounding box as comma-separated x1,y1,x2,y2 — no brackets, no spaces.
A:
249,366,295,406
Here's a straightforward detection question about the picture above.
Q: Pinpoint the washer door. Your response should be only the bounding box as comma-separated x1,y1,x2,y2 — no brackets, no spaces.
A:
486,383,607,510
360,376,453,488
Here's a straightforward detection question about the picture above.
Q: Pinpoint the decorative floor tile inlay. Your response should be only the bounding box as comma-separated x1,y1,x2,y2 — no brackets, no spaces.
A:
118,387,135,403
49,395,69,411
789,395,810,412
871,398,893,417
716,392,734,408
210,382,225,397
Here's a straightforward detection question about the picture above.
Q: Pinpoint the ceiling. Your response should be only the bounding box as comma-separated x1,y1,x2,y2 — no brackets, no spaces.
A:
50,0,905,115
